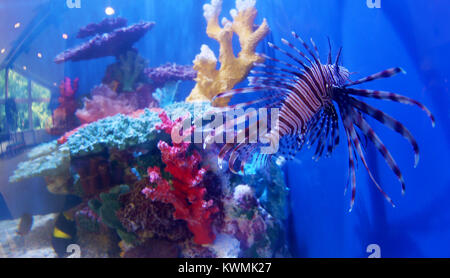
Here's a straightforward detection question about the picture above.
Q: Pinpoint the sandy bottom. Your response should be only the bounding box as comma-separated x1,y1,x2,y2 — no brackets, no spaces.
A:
0,213,57,258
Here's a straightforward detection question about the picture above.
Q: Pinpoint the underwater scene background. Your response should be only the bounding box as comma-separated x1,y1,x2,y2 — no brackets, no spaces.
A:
0,0,449,258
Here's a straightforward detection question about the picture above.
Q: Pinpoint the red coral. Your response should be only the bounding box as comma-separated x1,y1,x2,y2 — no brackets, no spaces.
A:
57,123,88,144
142,112,219,245
48,77,80,135
59,77,79,99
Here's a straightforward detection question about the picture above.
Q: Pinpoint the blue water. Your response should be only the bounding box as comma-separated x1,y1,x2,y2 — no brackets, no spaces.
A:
1,0,449,257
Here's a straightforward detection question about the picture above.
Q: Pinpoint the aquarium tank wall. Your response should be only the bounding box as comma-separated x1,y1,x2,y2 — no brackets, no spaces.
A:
0,0,448,258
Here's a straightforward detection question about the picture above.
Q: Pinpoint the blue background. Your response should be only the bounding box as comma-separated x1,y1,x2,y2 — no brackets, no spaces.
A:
1,0,449,258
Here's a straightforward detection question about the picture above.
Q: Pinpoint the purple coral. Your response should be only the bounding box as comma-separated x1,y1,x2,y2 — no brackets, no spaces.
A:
55,22,155,63
144,63,197,87
77,17,128,38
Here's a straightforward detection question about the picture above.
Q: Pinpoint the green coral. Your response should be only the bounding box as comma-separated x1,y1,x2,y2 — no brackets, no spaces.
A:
66,102,211,157
88,185,136,244
76,214,100,233
9,102,212,191
9,141,70,183
107,50,147,92
66,111,160,157
153,80,181,108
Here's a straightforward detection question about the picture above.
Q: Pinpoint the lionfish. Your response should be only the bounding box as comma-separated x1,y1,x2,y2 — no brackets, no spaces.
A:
208,32,435,210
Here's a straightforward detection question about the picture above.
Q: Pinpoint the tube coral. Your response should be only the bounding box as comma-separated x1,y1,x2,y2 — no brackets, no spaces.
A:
142,112,219,245
186,0,270,106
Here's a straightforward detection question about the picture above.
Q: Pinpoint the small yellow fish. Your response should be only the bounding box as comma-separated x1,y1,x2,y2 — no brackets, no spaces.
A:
52,212,77,257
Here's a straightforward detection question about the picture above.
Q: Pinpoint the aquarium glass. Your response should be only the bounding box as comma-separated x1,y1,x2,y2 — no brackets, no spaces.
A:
0,0,448,261
0,69,5,99
31,82,51,130
0,70,5,133
7,70,28,99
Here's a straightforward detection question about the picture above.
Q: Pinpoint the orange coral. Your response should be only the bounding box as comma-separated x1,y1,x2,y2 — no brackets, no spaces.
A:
186,0,270,107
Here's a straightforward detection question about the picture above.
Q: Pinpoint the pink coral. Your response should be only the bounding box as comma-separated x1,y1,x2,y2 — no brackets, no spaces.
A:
59,77,79,98
75,84,157,124
48,77,80,135
142,112,219,245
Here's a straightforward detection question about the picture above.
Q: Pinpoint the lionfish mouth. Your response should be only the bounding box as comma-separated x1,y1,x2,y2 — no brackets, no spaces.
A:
207,31,435,211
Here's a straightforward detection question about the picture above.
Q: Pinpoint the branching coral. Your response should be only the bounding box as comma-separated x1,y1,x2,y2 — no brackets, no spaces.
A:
142,112,219,245
186,0,270,106
48,77,80,135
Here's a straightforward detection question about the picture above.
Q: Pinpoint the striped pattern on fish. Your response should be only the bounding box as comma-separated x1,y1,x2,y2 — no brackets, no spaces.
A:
209,31,435,211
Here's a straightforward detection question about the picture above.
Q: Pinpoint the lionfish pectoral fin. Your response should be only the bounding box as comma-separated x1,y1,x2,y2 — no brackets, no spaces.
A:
348,96,421,167
348,112,396,207
346,88,435,128
344,67,406,87
353,110,407,195
301,105,340,161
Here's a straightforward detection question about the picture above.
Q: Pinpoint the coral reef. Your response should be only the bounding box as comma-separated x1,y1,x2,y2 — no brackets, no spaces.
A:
6,2,294,258
72,155,113,198
142,112,219,245
75,84,157,124
10,103,211,184
9,141,72,195
8,101,289,258
219,184,288,257
55,21,155,63
56,19,197,127
88,185,136,244
47,77,80,135
66,102,211,157
117,179,192,242
144,63,197,88
242,161,289,220
103,50,148,92
77,17,128,39
79,62,195,123
153,81,181,108
186,0,270,106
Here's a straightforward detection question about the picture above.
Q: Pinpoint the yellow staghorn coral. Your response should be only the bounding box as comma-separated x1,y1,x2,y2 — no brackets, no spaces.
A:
186,0,270,107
